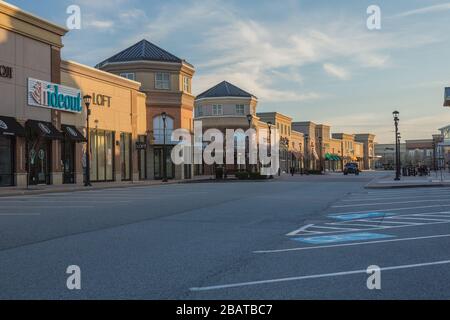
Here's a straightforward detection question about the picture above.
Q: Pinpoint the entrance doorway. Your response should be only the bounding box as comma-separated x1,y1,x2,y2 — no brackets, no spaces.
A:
0,136,14,187
28,139,50,185
154,146,174,179
62,140,75,184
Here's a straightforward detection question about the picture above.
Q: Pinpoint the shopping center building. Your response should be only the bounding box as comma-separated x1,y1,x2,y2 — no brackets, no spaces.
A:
96,40,196,180
0,1,147,187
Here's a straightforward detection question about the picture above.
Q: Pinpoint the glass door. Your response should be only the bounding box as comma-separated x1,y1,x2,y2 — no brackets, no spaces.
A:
28,139,50,185
120,132,132,181
154,146,174,180
62,140,75,184
0,136,13,186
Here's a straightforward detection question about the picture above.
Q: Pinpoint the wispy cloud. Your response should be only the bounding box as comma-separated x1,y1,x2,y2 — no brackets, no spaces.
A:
394,3,450,18
323,63,350,80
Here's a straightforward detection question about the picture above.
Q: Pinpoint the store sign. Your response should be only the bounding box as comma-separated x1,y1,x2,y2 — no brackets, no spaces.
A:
28,78,82,113
0,65,12,78
136,141,147,150
92,93,112,107
0,120,7,130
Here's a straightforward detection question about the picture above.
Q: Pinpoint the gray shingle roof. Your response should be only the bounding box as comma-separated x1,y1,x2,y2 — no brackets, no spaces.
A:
96,39,186,68
196,81,256,99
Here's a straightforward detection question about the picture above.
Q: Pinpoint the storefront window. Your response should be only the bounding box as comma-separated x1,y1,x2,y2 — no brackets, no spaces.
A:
138,135,147,180
120,132,132,181
90,129,114,182
0,136,13,186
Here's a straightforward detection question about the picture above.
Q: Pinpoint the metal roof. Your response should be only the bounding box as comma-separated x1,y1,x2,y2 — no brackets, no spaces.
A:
196,81,256,99
96,39,185,68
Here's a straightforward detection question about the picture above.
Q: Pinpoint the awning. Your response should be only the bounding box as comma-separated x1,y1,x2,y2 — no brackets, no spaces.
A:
0,116,25,136
26,120,63,140
61,124,86,142
325,153,341,161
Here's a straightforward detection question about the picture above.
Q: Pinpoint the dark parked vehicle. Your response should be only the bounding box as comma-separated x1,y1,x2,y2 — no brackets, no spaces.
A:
344,163,360,175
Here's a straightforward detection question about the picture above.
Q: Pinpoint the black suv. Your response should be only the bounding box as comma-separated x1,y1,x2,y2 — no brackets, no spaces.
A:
343,163,360,175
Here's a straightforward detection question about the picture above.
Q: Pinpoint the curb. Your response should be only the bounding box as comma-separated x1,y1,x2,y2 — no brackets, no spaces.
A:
0,178,215,198
365,182,450,189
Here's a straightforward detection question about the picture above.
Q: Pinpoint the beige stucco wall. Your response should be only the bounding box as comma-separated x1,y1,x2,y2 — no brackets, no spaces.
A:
60,60,145,135
0,27,52,122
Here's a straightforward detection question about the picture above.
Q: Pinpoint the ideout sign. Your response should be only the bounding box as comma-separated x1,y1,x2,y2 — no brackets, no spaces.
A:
0,65,12,79
92,93,112,107
28,78,82,113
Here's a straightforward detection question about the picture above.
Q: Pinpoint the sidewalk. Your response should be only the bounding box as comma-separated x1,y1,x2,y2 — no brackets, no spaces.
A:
0,176,215,197
365,171,450,189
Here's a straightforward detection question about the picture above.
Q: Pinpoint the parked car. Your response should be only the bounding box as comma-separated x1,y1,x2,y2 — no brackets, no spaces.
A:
344,163,360,175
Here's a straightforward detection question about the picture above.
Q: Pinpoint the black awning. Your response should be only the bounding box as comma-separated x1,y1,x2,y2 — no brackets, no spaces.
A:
0,116,25,136
26,120,63,140
61,124,86,142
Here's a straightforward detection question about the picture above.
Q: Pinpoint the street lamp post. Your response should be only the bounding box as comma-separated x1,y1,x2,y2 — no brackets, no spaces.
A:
304,134,309,173
393,111,401,181
267,121,273,179
161,112,168,182
246,114,252,173
83,95,92,187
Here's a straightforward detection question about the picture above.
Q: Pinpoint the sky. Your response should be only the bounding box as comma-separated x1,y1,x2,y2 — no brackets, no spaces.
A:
7,0,450,143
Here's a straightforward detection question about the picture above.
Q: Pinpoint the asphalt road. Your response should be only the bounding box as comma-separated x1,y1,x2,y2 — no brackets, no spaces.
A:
1,171,450,299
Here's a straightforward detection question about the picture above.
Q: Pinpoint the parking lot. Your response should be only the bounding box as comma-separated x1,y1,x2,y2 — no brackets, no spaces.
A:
1,173,450,299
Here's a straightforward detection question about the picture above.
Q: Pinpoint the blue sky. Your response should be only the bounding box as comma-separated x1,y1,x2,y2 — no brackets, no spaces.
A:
8,0,450,142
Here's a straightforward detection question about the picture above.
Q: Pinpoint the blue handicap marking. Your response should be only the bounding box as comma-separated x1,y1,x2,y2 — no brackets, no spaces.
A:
329,212,394,221
294,232,394,244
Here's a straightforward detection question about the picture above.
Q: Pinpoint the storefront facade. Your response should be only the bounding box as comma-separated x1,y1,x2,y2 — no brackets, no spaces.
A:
60,60,147,184
96,39,196,181
0,1,68,187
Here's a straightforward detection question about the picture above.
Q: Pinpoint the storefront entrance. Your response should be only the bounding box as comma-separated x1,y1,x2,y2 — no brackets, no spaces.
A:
154,146,174,179
26,120,63,185
0,136,14,186
90,129,114,182
28,139,51,185
120,132,132,181
62,140,75,184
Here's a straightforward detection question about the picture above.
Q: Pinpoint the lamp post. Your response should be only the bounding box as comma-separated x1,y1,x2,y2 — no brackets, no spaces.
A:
83,95,92,187
267,121,273,178
304,133,309,173
393,110,400,181
246,114,252,173
161,112,168,182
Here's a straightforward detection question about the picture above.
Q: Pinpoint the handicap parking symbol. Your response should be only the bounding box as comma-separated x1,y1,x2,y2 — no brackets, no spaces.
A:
294,232,394,245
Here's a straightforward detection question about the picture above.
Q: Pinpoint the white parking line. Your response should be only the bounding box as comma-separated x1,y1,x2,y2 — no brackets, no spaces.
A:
331,204,450,215
341,195,450,202
0,213,41,216
254,234,450,253
332,199,450,208
190,259,450,291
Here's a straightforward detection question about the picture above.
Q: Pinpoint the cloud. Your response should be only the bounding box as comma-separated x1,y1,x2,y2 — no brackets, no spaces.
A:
394,3,450,18
84,19,114,29
323,63,350,80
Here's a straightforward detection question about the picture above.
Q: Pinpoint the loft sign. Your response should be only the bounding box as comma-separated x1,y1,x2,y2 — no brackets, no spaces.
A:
28,78,82,113
92,93,112,107
0,65,12,78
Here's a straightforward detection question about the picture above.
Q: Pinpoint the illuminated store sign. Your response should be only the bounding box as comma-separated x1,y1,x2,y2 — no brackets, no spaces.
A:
28,78,82,113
